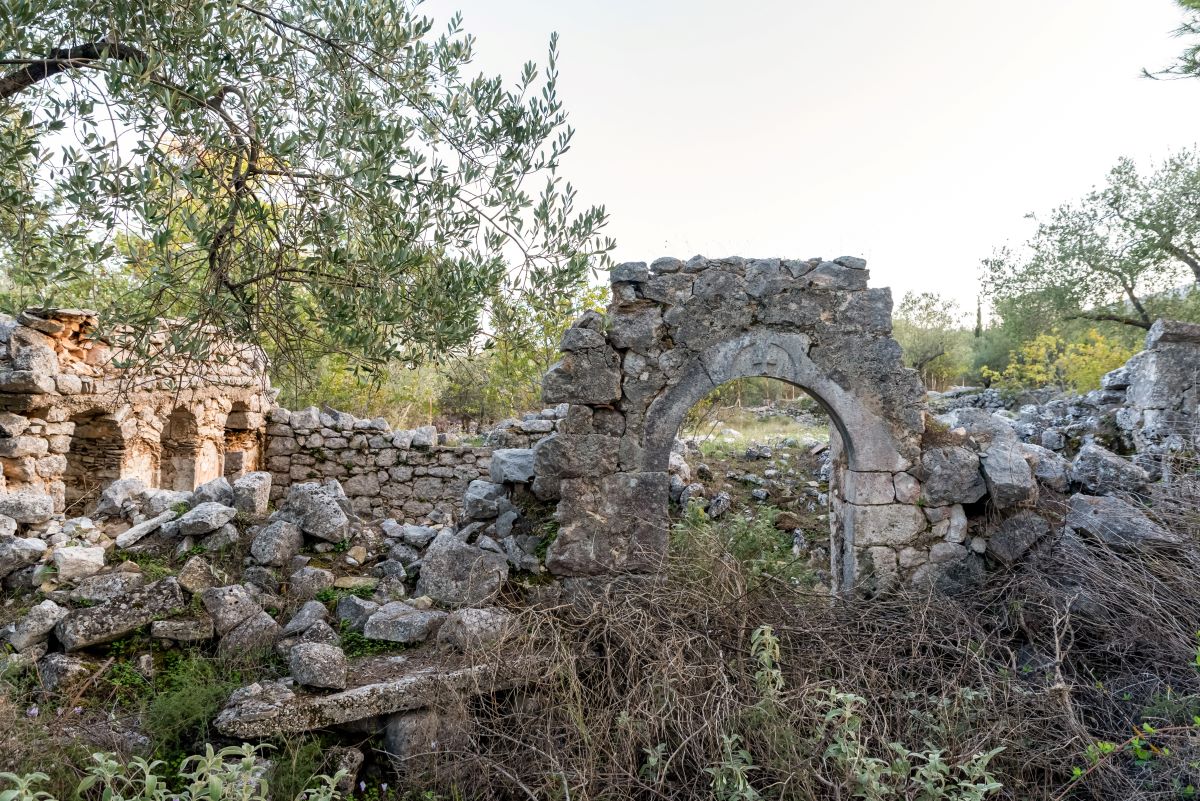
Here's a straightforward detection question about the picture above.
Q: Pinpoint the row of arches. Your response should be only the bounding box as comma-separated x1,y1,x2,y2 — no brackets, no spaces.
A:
62,402,260,514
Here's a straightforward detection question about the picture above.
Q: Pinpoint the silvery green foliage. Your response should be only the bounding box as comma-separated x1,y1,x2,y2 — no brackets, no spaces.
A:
0,0,613,372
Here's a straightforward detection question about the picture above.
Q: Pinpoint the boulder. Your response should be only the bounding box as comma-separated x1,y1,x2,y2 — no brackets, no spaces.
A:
177,502,238,536
138,488,192,517
489,449,536,484
69,571,145,604
986,511,1051,566
52,545,106,582
38,653,94,693
336,595,379,632
282,482,350,542
1019,443,1070,493
437,607,515,653
177,555,222,594
114,510,177,548
201,584,263,635
56,578,187,651
289,643,348,690
232,472,272,518
219,610,281,656
0,490,54,524
415,532,509,607
152,616,215,643
1064,494,1185,549
192,476,234,506
462,480,507,520
94,478,147,519
0,534,46,578
979,442,1037,509
288,566,335,600
919,447,986,506
281,600,330,637
7,599,68,651
250,520,303,567
1070,444,1149,495
363,602,448,644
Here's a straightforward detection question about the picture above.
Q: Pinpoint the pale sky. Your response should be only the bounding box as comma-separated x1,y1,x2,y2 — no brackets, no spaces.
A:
420,0,1200,313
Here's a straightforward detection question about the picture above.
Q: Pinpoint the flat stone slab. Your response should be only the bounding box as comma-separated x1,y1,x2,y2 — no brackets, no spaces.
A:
214,650,545,738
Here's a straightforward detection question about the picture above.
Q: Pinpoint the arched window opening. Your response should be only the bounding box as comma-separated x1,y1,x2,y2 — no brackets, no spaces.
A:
63,410,126,514
223,401,261,479
160,407,199,491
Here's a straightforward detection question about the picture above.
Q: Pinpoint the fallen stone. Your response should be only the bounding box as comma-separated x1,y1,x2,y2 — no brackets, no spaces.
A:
1064,494,1185,549
281,600,330,637
151,616,215,643
0,491,54,524
94,478,147,519
986,511,1051,566
363,602,447,644
177,555,222,594
69,571,145,604
415,532,508,607
919,447,986,506
192,476,234,507
251,520,303,567
980,442,1038,509
177,502,238,536
289,566,336,600
436,607,515,653
52,545,106,582
282,482,350,542
201,584,263,635
462,480,507,520
7,599,68,651
233,472,272,518
1070,444,1149,495
114,510,178,548
489,449,536,484
289,643,348,690
219,610,281,656
0,534,46,578
56,578,187,651
336,595,379,632
38,653,95,693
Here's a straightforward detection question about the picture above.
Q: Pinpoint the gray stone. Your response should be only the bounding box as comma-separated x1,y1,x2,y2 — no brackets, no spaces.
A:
489,449,536,484
281,600,330,637
201,584,263,635
233,472,272,518
289,643,348,690
399,524,437,548
178,502,238,536
1064,494,1185,548
251,520,303,567
411,425,438,449
115,510,178,548
0,534,46,578
462,480,507,520
847,503,927,547
138,488,192,517
1070,444,1149,495
1019,443,1070,493
979,442,1037,509
69,571,145,604
193,476,234,506
0,490,54,524
289,566,335,600
38,653,94,693
363,602,448,643
415,531,509,606
52,545,106,582
986,511,1051,566
151,616,215,643
437,607,515,653
177,555,222,594
56,578,187,651
919,447,986,506
610,261,649,283
282,483,350,542
219,610,281,656
336,595,380,631
94,478,146,519
7,599,68,651
199,523,241,551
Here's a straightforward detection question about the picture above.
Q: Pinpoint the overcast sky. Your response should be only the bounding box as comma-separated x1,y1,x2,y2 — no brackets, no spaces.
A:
420,0,1200,312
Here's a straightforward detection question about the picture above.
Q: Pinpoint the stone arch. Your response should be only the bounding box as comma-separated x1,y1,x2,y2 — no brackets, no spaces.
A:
160,406,200,491
63,409,127,513
533,255,930,593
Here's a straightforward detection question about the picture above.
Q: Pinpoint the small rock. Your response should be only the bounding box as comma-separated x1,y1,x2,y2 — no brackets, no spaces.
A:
363,602,447,644
177,502,238,536
437,607,515,653
52,546,106,582
289,643,348,690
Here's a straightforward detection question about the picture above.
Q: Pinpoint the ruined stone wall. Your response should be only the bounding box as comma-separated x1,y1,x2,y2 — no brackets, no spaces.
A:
263,407,563,523
0,309,272,519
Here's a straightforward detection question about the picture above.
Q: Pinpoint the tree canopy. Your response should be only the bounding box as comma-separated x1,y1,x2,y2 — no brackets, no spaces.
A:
0,0,612,373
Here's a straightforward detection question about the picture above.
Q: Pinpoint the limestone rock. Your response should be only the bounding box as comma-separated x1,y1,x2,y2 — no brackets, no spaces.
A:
251,520,303,567
289,643,348,690
219,610,281,656
363,602,448,644
38,653,94,693
281,600,329,637
192,476,234,506
986,511,1050,566
1019,443,1070,493
177,502,238,536
94,478,147,519
462,480,507,520
52,545,106,582
114,510,177,548
7,599,67,651
437,607,515,653
177,555,222,594
1064,494,1185,549
979,442,1037,509
1070,444,1149,495
282,482,350,542
232,472,272,518
201,584,263,635
289,566,335,600
152,616,215,643
415,532,509,606
918,447,986,506
0,490,54,524
0,534,46,578
69,571,145,604
56,578,187,651
489,449,536,484
336,595,379,632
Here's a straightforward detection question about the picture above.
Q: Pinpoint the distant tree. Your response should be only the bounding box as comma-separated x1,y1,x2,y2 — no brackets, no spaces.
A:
893,291,970,389
0,1,613,374
982,149,1200,334
1161,1,1200,79
981,330,1134,393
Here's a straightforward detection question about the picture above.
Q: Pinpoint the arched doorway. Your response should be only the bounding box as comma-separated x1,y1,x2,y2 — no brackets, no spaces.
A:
534,256,929,593
160,407,200,491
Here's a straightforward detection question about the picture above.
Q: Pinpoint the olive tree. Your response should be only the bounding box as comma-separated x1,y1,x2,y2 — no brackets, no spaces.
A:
0,0,613,372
